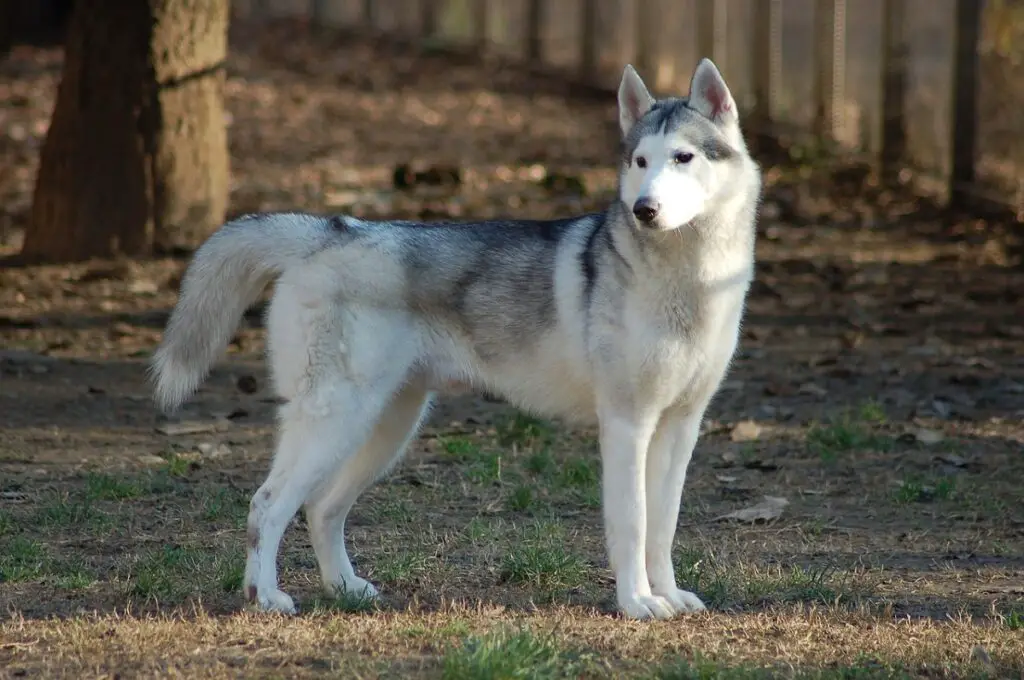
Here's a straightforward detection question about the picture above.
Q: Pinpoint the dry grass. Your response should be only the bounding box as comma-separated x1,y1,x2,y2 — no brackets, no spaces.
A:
2,20,1023,680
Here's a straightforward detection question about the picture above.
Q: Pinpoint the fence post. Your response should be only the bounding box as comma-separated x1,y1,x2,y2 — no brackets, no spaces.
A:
579,0,599,81
363,0,375,30
635,0,656,82
421,0,437,38
526,0,542,62
472,0,488,47
880,0,907,183
949,0,982,210
695,0,728,72
751,0,782,148
814,0,847,147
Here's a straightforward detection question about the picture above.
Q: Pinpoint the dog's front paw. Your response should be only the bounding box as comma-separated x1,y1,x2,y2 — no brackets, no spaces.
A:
326,577,380,601
654,587,707,614
618,593,676,620
249,587,297,615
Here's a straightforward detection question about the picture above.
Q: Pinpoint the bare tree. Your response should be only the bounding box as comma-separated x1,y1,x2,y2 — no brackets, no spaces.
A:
22,0,230,262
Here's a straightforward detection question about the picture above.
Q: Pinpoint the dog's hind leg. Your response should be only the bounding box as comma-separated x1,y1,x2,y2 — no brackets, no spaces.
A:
243,371,409,614
644,407,707,614
305,382,432,600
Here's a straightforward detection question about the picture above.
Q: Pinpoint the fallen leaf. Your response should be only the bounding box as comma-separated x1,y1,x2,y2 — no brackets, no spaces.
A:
155,420,230,436
798,382,828,398
197,442,231,457
730,420,762,442
914,428,945,445
714,495,788,523
935,452,967,468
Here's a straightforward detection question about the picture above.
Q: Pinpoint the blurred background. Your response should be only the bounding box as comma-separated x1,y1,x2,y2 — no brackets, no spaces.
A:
1,4,1023,674
222,0,1024,214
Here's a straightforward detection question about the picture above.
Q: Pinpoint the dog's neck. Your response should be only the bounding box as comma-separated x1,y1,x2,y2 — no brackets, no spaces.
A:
609,183,759,290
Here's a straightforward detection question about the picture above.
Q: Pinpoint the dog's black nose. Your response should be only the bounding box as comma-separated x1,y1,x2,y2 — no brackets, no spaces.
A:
632,198,660,224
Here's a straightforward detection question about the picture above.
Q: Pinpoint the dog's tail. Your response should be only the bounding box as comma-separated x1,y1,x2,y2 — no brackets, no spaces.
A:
150,213,336,412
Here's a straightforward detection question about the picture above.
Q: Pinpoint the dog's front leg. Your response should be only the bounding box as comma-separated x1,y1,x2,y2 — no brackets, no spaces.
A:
645,409,707,614
598,409,675,620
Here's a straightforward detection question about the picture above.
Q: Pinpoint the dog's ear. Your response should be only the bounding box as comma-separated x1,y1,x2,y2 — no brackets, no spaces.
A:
618,64,655,138
688,58,738,126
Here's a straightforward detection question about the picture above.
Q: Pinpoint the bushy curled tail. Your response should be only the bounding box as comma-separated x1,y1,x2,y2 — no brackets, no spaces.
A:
149,213,334,412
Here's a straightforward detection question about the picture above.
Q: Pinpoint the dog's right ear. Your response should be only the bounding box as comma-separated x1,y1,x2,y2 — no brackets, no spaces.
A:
618,64,655,138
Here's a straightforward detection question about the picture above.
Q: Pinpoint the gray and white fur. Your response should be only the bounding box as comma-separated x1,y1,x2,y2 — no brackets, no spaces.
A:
151,58,762,620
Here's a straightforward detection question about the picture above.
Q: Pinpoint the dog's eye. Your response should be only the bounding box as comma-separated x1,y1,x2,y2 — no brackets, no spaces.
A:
635,156,647,169
674,152,694,164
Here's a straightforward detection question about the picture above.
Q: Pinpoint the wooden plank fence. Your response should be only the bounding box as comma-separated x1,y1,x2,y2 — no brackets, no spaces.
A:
234,0,1024,218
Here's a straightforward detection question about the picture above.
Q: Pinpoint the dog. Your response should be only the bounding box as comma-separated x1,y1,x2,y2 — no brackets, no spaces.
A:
150,58,762,620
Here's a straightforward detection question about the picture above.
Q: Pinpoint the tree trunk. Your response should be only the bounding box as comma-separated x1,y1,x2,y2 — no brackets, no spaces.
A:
22,0,229,263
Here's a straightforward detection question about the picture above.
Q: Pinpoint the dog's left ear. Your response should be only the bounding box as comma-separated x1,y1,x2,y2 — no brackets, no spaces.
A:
688,58,738,127
618,64,655,138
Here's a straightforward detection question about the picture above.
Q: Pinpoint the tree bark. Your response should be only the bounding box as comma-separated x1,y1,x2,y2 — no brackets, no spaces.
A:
22,0,229,263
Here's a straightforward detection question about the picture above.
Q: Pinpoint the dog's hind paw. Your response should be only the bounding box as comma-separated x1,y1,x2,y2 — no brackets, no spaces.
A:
655,587,707,614
618,594,676,620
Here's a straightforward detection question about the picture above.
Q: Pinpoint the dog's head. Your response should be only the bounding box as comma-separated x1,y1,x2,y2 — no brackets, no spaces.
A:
617,59,748,232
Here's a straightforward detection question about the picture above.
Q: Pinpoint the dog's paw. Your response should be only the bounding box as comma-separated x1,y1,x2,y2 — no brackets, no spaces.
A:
326,577,380,601
654,587,707,614
618,593,676,620
251,588,297,615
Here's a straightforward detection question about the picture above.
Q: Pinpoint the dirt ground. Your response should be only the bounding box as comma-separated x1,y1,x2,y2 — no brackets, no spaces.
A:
1,20,1023,679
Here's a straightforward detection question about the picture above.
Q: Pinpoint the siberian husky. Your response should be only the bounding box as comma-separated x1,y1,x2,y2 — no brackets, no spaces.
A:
151,58,762,620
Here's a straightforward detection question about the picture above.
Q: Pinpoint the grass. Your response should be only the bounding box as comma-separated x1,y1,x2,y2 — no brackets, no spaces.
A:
34,493,110,531
674,547,865,610
0,536,49,582
652,656,917,680
807,401,896,462
84,472,145,501
1003,609,1024,631
0,408,1020,678
442,628,583,680
508,484,537,512
199,486,250,523
500,522,591,593
373,545,434,585
309,589,379,614
895,477,957,504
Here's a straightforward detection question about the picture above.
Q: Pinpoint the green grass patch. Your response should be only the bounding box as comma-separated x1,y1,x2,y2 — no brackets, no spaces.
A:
442,627,585,680
309,588,379,614
1003,608,1024,631
500,522,590,592
0,509,14,536
507,485,537,513
441,435,483,461
894,477,956,504
128,544,206,602
54,563,96,591
34,493,110,531
199,487,250,523
525,450,556,477
496,412,556,450
373,546,433,586
674,548,864,610
84,472,145,501
807,403,895,462
654,655,913,679
0,536,49,582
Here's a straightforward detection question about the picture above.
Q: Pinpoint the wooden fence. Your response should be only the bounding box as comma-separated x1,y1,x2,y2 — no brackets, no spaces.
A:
234,0,1024,217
